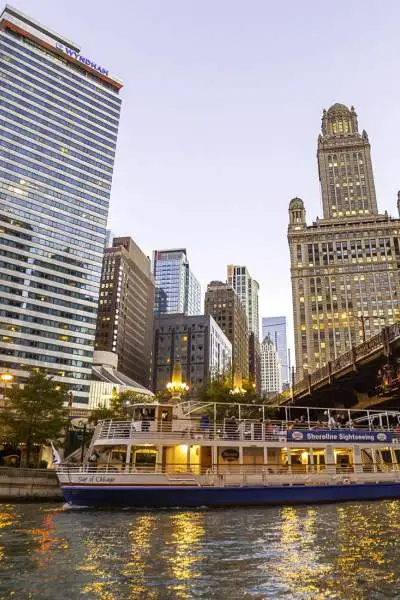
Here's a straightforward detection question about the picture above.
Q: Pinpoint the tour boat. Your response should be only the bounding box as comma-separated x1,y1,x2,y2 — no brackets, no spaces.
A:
57,401,400,508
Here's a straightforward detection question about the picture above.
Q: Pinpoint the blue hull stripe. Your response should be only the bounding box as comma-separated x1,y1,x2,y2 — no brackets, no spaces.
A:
61,482,400,508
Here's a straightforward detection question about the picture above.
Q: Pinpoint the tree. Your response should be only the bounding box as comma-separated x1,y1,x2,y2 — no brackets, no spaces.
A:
89,390,154,424
0,371,68,467
197,371,261,405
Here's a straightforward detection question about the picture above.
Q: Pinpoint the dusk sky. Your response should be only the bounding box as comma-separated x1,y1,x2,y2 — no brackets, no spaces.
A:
13,1,400,353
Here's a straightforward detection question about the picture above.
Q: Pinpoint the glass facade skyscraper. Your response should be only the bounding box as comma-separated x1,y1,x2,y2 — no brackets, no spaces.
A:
0,6,122,405
153,249,201,316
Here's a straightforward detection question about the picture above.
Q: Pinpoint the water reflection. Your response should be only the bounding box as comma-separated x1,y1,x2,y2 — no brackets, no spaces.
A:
166,512,205,599
0,502,400,599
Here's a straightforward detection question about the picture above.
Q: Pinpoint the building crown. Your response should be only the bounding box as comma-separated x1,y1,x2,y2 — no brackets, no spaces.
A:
322,103,359,137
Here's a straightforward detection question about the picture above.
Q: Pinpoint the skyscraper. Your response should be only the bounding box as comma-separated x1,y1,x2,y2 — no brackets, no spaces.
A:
289,103,400,380
262,316,289,385
95,237,154,388
0,6,122,405
227,265,259,337
260,335,281,397
153,249,201,316
204,281,249,380
227,265,260,386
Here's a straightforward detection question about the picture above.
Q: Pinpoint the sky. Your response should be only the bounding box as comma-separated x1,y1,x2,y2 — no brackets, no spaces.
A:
11,0,400,354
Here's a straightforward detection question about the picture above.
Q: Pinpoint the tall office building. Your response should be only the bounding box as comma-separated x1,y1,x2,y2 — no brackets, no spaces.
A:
153,248,201,316
260,335,281,397
227,265,260,386
227,265,259,337
204,281,249,380
289,103,400,380
152,314,232,393
262,316,289,385
0,6,122,405
95,237,154,388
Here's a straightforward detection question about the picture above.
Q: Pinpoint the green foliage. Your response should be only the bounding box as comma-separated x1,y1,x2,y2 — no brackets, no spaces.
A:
0,371,68,466
89,390,154,424
197,372,261,405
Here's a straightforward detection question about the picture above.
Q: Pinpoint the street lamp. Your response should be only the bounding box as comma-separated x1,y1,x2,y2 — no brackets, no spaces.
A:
0,371,14,400
166,362,189,401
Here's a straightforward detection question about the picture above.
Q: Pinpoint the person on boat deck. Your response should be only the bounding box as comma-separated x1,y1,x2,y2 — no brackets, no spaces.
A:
325,412,337,429
254,419,263,440
226,416,239,439
88,449,99,470
345,418,355,429
141,408,150,432
200,414,210,436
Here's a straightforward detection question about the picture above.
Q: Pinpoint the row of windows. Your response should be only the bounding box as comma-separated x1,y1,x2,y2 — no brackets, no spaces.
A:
0,271,96,303
0,346,91,368
2,124,112,179
0,104,115,164
0,282,97,312
1,174,107,220
0,99,115,159
0,218,103,262
0,251,100,291
0,308,95,334
0,190,105,235
0,200,105,247
1,160,109,208
1,148,110,197
0,44,120,125
0,240,101,274
0,334,93,356
1,129,112,181
1,80,117,146
0,297,97,323
1,61,119,134
2,33,121,111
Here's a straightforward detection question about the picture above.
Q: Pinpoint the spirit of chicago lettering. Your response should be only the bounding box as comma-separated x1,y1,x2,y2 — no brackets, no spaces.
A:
56,43,109,76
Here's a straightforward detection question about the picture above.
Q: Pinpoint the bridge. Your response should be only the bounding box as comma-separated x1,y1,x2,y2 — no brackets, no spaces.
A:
284,322,400,409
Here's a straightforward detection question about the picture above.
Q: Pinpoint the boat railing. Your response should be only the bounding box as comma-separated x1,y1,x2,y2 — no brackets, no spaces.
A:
93,418,400,443
57,462,400,476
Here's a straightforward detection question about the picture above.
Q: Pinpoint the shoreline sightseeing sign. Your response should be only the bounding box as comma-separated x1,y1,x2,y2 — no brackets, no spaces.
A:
287,429,393,444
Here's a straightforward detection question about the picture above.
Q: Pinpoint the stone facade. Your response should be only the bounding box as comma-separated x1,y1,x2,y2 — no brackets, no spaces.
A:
289,104,400,380
95,237,155,388
204,281,249,380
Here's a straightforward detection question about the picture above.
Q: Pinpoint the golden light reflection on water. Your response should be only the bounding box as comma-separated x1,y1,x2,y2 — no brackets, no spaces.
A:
122,514,157,599
25,509,69,569
79,533,118,600
165,512,205,599
271,501,400,599
0,504,19,564
274,506,332,599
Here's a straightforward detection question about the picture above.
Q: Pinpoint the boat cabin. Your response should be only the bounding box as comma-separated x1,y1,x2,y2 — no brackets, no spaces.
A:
86,401,400,477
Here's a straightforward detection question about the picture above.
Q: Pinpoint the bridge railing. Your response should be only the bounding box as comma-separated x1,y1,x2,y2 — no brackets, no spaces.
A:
292,322,400,399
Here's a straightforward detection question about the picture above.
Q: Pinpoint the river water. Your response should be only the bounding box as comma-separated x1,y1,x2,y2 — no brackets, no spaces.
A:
0,501,399,599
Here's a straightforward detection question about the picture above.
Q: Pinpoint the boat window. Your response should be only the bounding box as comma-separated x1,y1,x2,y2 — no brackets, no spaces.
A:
380,450,392,464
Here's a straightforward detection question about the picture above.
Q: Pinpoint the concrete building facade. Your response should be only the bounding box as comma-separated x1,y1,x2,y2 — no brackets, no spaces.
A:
152,314,232,393
95,237,154,388
204,281,249,380
289,103,400,380
0,6,122,405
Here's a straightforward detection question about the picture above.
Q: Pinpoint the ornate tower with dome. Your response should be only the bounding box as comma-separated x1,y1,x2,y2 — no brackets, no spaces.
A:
288,104,400,381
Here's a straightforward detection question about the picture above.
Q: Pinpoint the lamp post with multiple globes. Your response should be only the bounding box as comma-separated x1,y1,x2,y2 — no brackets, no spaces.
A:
0,371,14,404
166,363,189,401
